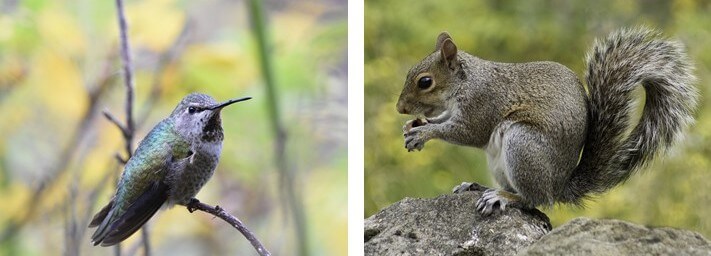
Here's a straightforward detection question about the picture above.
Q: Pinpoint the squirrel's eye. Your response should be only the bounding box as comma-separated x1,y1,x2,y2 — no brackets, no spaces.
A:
188,106,197,114
417,76,433,90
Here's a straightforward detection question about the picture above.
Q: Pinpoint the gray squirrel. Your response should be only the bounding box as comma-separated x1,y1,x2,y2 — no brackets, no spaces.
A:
396,28,698,215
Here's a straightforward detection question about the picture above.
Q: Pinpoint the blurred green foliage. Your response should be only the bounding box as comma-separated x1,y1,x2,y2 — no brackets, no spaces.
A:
365,0,711,238
0,0,346,255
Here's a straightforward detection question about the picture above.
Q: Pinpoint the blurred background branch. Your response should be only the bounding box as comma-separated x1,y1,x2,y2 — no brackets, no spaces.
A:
0,52,116,245
114,0,136,160
102,0,147,255
137,18,193,127
248,0,309,255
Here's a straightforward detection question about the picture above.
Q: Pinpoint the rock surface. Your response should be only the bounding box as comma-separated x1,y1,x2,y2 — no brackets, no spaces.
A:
365,183,711,256
520,217,711,256
364,184,552,255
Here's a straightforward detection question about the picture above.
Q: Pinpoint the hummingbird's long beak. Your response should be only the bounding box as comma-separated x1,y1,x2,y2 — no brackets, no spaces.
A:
209,96,252,110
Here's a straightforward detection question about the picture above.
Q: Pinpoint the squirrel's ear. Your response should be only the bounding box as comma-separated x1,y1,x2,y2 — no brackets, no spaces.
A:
441,38,458,69
435,32,452,50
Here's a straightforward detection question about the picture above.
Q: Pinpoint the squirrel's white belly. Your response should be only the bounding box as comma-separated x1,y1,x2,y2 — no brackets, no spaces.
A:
485,123,514,192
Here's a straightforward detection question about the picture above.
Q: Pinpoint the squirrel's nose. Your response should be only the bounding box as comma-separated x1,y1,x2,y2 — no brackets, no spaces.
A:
396,101,409,114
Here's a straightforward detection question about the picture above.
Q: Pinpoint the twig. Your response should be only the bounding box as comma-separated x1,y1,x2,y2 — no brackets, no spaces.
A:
186,199,272,256
113,153,127,165
102,110,129,137
114,0,135,154
124,223,150,256
111,0,146,255
140,223,151,256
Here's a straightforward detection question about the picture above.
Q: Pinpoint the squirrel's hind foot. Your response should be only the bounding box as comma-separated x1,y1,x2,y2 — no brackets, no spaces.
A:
476,189,525,216
453,183,522,215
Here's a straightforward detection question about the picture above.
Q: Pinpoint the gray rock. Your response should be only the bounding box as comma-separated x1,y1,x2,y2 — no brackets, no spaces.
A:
520,217,711,256
364,183,552,255
365,184,711,256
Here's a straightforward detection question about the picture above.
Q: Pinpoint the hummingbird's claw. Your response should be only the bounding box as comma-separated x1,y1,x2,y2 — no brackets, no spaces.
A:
186,198,201,213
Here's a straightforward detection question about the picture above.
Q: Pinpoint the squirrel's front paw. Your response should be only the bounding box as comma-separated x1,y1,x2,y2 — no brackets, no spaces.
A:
476,189,509,216
404,126,430,152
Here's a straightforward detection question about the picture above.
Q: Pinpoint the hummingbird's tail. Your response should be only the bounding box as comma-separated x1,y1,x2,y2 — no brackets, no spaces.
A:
88,199,114,228
89,181,168,246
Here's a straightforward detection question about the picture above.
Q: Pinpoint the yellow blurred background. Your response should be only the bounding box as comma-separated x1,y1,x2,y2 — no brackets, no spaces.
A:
365,0,711,239
0,0,346,255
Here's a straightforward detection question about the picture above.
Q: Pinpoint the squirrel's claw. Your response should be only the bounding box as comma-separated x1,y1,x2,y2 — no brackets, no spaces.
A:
404,126,427,151
476,189,508,216
404,136,423,151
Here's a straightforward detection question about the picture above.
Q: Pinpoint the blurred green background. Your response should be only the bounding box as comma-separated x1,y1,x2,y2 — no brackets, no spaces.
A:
0,0,346,255
365,0,711,238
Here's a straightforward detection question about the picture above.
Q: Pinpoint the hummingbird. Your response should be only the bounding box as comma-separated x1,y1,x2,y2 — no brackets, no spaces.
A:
89,93,251,246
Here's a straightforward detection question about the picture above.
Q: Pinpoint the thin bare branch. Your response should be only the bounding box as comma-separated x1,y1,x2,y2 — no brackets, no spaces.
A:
113,153,127,165
114,0,135,154
112,0,146,254
103,109,129,137
186,199,271,256
140,224,151,256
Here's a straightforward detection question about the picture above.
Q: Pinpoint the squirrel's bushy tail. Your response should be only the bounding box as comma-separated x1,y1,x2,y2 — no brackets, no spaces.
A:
562,28,697,204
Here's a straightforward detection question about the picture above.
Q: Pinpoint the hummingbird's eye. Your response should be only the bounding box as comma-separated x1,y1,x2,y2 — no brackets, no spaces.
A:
188,106,197,114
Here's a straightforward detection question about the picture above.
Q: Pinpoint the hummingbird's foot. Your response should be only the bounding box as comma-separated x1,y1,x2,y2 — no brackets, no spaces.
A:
187,198,201,213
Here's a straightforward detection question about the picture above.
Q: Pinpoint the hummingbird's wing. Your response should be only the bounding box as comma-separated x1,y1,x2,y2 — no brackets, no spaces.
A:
97,181,169,246
90,120,191,246
90,179,170,246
